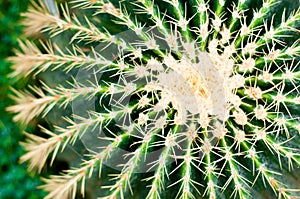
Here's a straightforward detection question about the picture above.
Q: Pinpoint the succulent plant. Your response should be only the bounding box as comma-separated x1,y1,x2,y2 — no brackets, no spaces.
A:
7,0,300,198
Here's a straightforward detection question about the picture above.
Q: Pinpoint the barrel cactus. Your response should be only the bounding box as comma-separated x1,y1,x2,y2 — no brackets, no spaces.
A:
7,0,300,198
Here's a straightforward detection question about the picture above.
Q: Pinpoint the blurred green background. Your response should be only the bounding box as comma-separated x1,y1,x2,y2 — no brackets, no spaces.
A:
0,0,45,198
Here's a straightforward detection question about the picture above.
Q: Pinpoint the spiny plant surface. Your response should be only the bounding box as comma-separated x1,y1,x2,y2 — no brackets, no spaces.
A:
7,0,300,198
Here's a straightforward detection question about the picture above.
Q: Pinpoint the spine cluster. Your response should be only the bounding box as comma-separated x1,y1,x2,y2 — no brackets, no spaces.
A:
7,0,300,198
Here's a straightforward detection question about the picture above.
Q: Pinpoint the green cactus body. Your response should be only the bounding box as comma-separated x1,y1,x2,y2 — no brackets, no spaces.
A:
7,0,300,198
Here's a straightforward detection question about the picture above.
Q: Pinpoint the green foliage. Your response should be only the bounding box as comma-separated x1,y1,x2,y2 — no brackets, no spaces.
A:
0,0,45,198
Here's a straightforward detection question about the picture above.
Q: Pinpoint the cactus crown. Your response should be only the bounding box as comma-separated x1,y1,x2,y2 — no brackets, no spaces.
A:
7,0,300,198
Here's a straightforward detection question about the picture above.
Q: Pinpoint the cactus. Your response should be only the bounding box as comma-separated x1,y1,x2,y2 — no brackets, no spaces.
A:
7,0,300,198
